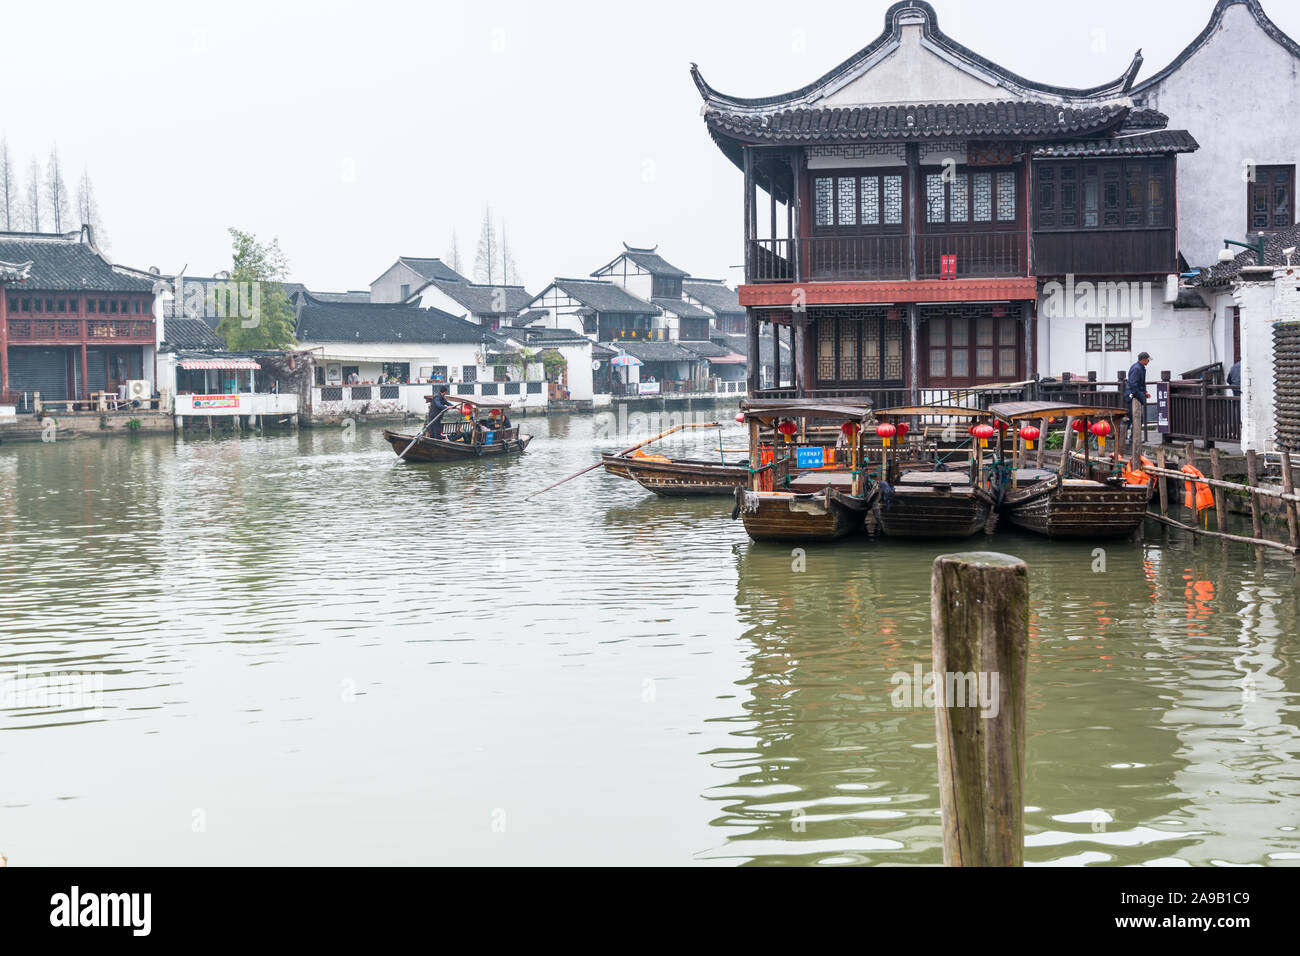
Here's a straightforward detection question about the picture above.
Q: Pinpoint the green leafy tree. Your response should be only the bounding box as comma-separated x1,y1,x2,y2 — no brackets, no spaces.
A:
216,228,296,349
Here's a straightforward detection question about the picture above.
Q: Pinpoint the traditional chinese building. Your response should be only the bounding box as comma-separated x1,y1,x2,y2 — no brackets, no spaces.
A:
693,0,1199,403
0,227,158,407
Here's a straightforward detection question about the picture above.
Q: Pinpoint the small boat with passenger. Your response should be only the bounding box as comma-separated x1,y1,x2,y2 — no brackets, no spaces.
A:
382,396,531,462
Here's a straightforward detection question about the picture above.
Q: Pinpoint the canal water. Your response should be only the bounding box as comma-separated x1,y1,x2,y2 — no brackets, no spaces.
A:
1,406,1297,866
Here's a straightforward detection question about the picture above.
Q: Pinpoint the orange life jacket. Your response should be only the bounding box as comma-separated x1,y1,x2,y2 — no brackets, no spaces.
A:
1180,464,1214,512
1122,455,1155,486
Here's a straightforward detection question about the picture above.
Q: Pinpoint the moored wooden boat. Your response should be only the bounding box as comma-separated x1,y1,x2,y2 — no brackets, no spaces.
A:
733,398,878,542
988,401,1151,539
603,452,747,496
874,470,998,538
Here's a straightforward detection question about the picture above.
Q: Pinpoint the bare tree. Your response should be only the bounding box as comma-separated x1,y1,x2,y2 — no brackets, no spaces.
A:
473,207,497,284
0,138,14,231
46,149,70,232
77,168,108,249
25,158,41,231
500,218,520,286
446,230,462,275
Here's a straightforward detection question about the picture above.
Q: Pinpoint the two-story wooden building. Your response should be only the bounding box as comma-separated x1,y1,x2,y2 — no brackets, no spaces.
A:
0,227,158,407
694,0,1198,403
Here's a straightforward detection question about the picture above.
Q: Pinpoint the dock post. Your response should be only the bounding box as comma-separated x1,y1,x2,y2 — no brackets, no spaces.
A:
1157,447,1169,517
1209,448,1227,532
1246,449,1264,541
931,552,1028,867
1281,451,1300,552
1035,418,1047,468
1057,416,1076,480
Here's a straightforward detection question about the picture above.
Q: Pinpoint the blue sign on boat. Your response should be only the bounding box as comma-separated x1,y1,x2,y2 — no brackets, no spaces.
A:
484,431,495,445
796,446,824,468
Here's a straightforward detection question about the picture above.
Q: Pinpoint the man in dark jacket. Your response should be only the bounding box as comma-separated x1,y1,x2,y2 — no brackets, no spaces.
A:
1126,352,1151,456
427,386,451,439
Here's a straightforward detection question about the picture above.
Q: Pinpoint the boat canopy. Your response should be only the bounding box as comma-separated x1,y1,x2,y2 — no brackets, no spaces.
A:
423,395,516,409
872,405,990,419
988,401,1129,422
740,398,873,422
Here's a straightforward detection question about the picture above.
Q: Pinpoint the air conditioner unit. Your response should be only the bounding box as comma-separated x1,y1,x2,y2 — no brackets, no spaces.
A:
125,380,151,402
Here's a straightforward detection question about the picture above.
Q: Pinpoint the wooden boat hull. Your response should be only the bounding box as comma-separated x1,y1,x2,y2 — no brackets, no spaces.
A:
734,485,876,542
874,485,995,538
603,454,747,496
1002,478,1151,538
383,429,531,462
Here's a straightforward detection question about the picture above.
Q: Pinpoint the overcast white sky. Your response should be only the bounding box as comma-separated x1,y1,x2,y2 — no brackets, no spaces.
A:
4,0,1295,294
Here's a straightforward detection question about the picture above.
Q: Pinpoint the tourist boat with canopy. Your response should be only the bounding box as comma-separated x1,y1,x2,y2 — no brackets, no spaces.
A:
988,401,1153,538
732,398,879,542
868,405,1001,538
382,396,532,462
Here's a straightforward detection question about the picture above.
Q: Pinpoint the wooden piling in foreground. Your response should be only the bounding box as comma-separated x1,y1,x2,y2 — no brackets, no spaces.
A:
931,552,1029,867
1210,448,1227,532
1281,452,1300,552
1246,450,1264,541
1157,447,1169,517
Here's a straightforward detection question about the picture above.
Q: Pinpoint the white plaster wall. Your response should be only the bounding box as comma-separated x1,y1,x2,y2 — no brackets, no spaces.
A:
1134,3,1300,267
821,24,1013,107
369,262,431,304
552,343,594,401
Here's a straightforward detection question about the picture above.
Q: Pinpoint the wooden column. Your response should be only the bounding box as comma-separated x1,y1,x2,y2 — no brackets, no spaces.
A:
906,143,919,281
0,284,8,397
931,552,1029,867
746,308,759,396
908,304,920,405
80,341,89,401
743,147,754,282
1021,301,1034,383
789,151,803,282
792,316,805,397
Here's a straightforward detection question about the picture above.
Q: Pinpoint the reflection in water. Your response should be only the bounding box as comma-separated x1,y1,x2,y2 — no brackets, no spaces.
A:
0,413,1297,865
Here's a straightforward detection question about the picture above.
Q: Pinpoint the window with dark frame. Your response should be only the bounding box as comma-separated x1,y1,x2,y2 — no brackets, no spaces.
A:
1035,159,1171,231
1248,164,1294,232
1084,323,1132,352
814,309,904,385
924,168,1019,228
924,309,1020,385
812,171,906,230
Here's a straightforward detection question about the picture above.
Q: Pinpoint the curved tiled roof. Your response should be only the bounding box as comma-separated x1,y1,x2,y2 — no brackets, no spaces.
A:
1033,129,1199,158
706,101,1132,144
651,296,713,321
691,1,1143,112
550,278,660,315
430,279,533,315
161,317,226,350
295,292,486,344
683,279,743,316
0,231,156,292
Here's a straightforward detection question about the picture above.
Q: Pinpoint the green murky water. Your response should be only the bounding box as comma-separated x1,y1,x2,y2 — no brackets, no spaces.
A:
1,407,1297,865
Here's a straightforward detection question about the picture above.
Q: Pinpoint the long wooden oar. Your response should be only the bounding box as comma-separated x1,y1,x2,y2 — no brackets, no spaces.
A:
524,421,725,499
395,401,466,461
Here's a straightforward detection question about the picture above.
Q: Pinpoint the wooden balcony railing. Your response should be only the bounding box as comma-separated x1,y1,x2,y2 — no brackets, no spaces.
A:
747,232,1028,283
6,318,155,341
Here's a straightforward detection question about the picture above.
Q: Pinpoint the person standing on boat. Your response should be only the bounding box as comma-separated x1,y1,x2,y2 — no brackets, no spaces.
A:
427,386,451,439
1125,351,1151,457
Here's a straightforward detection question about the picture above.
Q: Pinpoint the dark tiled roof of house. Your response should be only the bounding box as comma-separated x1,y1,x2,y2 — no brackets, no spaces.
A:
162,317,227,350
706,101,1132,145
1033,130,1199,158
552,278,659,314
430,279,533,315
1196,221,1300,284
1118,108,1170,132
652,296,713,320
510,308,550,326
0,231,156,292
511,326,592,346
681,340,732,357
619,244,689,278
683,279,743,316
313,290,371,303
615,341,700,363
295,293,486,344
398,257,467,283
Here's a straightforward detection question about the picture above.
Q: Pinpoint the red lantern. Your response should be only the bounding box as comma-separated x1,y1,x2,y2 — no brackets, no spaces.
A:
972,423,995,448
896,422,910,439
1090,419,1112,450
462,404,474,418
996,420,1009,434
734,413,745,424
1019,424,1040,450
840,421,861,439
776,419,798,443
489,407,502,417
1071,419,1088,433
876,422,897,447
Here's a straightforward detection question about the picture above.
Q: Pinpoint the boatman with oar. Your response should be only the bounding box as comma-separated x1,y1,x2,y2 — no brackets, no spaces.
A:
427,386,452,439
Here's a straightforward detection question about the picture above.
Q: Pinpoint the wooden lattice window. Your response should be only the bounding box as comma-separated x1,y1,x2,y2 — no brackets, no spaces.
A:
923,168,1017,228
1036,158,1172,231
813,308,899,385
1248,164,1294,232
812,172,905,232
924,307,1020,386
1085,323,1131,352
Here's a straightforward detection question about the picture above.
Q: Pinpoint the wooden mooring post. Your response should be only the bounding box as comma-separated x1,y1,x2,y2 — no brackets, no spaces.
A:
931,552,1029,867
1281,451,1300,552
1246,450,1264,541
